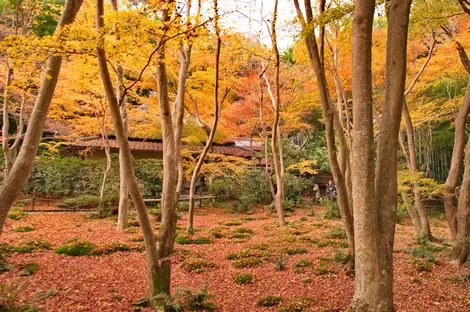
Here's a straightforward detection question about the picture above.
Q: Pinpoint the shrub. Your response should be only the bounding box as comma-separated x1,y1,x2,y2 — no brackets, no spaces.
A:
56,194,119,209
55,239,96,256
13,226,35,233
23,156,163,198
232,258,263,269
233,273,254,285
257,296,282,307
321,198,340,220
272,253,288,271
7,209,26,221
180,259,217,273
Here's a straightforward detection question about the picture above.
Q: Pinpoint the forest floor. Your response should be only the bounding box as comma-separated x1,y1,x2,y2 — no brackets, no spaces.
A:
1,204,469,311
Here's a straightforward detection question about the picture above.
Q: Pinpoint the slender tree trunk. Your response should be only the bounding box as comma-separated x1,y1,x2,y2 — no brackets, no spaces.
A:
0,0,83,233
2,67,14,180
262,2,286,227
399,39,436,241
187,0,221,232
95,0,162,302
153,0,179,298
174,0,199,203
403,102,432,240
401,191,422,231
444,79,470,240
111,0,130,231
293,0,354,267
451,136,470,265
174,42,191,201
259,68,275,201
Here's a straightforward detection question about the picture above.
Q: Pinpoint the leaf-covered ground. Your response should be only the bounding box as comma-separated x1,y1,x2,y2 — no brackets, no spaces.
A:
1,205,469,311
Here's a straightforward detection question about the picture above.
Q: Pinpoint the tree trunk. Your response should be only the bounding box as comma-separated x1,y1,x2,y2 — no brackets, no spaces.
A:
444,79,470,240
403,101,432,240
259,67,275,201
174,42,191,202
2,67,14,180
0,0,83,233
187,0,221,232
348,0,413,309
401,191,422,232
154,0,179,299
111,0,130,231
263,2,285,227
95,0,163,302
293,0,354,267
451,136,470,265
348,1,380,309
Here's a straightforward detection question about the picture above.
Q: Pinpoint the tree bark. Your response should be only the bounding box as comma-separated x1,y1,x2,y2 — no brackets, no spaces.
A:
187,0,221,232
0,0,83,233
348,0,413,309
374,1,412,309
348,0,380,309
444,79,470,240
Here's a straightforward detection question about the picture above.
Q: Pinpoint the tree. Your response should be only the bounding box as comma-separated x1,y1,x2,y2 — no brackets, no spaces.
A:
0,0,83,233
187,0,223,232
348,0,412,310
293,0,355,269
95,0,161,303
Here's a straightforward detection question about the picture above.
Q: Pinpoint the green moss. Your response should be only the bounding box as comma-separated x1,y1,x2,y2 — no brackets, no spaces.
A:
0,240,51,254
232,258,262,269
232,273,254,285
13,226,35,233
224,221,242,226
175,235,212,245
180,259,217,273
7,209,26,221
234,227,254,234
257,296,281,307
295,259,312,268
55,240,96,256
281,247,307,255
325,227,347,239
